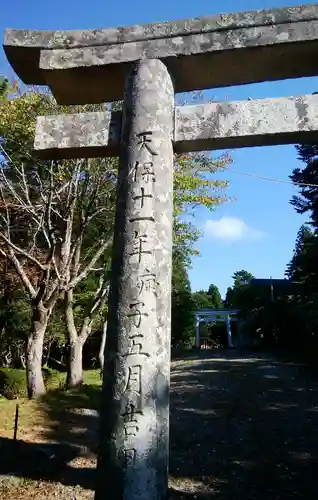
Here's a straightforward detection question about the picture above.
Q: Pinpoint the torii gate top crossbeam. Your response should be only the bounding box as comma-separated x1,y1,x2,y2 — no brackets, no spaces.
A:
3,3,318,104
195,308,239,322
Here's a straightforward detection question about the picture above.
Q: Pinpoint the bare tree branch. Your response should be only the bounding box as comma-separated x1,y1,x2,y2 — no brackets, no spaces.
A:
0,167,25,208
20,163,32,207
1,248,37,298
86,207,108,224
67,238,112,290
0,232,47,271
71,235,83,281
0,153,53,250
0,181,10,233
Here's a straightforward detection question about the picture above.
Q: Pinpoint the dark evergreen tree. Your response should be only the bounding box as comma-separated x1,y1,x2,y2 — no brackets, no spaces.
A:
286,224,318,289
287,142,318,347
290,144,318,229
171,251,195,348
225,270,254,309
206,283,222,308
192,290,212,309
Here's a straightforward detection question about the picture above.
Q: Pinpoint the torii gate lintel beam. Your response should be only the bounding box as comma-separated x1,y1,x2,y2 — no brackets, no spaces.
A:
33,94,318,160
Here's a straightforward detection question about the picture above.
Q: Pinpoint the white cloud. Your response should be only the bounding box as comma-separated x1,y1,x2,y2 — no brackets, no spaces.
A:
204,216,264,242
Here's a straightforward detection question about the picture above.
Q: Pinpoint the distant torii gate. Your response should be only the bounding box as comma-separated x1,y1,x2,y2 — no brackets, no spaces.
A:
194,309,238,349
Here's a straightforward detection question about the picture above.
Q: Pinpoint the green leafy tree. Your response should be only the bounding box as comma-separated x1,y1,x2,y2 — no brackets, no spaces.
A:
171,251,195,348
0,284,67,369
0,84,115,396
225,271,280,345
0,76,9,98
225,270,254,309
287,140,318,353
0,83,231,396
192,291,212,309
207,283,222,308
286,224,318,287
285,224,318,344
233,270,254,287
0,288,31,367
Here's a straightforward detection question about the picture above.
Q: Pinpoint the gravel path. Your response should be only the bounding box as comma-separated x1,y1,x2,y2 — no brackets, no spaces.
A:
169,349,318,499
2,349,318,499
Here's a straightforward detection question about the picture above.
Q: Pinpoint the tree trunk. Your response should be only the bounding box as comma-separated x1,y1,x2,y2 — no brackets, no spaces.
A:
67,337,84,388
26,305,48,399
65,288,97,388
99,320,107,379
65,289,82,389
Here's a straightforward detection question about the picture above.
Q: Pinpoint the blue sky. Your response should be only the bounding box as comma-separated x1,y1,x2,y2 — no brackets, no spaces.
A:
0,0,314,297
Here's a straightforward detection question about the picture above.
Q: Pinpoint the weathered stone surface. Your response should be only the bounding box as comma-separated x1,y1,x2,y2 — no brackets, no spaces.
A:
175,94,318,151
35,110,121,158
95,59,174,500
5,4,318,49
4,4,318,103
34,94,318,158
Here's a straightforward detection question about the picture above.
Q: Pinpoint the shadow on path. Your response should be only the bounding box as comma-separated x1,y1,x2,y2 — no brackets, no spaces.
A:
169,348,318,499
0,437,96,490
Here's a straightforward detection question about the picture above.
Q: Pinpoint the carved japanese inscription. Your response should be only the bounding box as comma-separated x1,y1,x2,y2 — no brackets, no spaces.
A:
127,301,148,328
133,187,153,209
123,337,150,358
136,269,158,296
124,365,142,396
124,448,137,467
123,403,143,437
136,131,158,156
133,161,155,183
122,128,158,466
128,231,152,263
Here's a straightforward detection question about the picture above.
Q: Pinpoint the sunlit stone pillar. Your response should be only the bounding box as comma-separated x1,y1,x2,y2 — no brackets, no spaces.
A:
96,59,174,500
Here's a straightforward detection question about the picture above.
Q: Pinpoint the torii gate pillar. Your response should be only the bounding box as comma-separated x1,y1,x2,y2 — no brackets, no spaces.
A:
195,318,201,349
95,59,174,500
226,315,234,348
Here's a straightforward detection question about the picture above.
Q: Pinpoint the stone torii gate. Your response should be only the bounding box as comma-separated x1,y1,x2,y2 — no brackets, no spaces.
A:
4,4,318,499
195,308,238,349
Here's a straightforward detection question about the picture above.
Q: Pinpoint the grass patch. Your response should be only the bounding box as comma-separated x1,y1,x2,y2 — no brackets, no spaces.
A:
41,370,101,414
84,369,102,387
0,397,39,439
0,367,69,400
0,369,101,443
0,368,27,399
